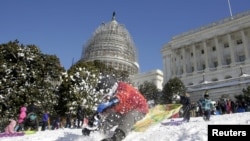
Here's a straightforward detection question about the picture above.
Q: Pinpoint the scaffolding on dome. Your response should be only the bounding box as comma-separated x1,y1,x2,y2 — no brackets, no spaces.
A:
81,14,139,75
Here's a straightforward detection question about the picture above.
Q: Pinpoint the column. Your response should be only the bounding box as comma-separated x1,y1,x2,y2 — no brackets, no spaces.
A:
214,37,222,68
163,55,169,84
182,47,186,74
192,44,197,72
227,34,236,66
241,30,250,62
203,41,209,71
176,49,180,75
172,50,176,76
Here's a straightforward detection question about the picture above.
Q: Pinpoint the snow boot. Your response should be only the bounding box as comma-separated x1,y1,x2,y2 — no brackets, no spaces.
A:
101,139,112,141
82,128,91,136
101,128,125,141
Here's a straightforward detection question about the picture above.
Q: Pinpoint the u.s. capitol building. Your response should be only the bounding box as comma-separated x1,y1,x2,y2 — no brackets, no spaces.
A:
161,10,250,102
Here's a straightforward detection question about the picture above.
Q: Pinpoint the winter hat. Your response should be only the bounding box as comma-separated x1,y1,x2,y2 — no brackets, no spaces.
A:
185,93,190,97
96,75,118,101
204,91,209,98
96,75,117,93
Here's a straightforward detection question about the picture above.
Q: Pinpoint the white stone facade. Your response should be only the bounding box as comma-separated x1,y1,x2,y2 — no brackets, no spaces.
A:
129,69,163,90
161,10,250,102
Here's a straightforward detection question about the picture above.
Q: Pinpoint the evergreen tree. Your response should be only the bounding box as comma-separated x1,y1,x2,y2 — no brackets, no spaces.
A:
162,77,186,104
138,81,160,103
56,60,101,116
0,40,65,118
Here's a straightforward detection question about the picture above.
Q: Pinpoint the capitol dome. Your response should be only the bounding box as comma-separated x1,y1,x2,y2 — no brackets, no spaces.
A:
81,12,139,75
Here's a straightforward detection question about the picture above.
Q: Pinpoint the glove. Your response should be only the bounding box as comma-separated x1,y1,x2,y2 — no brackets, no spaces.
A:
172,94,180,101
97,97,119,113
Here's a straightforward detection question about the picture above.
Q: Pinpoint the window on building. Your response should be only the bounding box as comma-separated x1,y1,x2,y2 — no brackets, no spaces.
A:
212,46,216,51
181,55,183,59
225,75,232,79
191,66,194,72
191,52,193,57
201,49,204,54
214,61,218,67
212,78,218,81
239,55,245,62
224,43,229,48
226,58,231,65
236,39,243,45
202,64,206,70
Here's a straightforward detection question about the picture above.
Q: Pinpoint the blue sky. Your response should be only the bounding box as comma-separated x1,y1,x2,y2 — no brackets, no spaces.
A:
1,0,250,73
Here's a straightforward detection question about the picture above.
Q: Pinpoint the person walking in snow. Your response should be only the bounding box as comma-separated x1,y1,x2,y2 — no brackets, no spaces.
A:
199,91,213,121
95,75,149,141
41,110,50,131
76,105,84,128
172,93,192,122
65,111,72,128
180,93,192,122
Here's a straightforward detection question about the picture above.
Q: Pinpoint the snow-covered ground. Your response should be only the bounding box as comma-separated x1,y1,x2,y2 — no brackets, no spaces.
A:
1,112,250,141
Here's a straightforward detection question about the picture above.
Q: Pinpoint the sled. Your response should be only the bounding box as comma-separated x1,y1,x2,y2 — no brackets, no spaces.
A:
132,104,182,132
0,132,24,137
24,130,37,135
0,130,37,138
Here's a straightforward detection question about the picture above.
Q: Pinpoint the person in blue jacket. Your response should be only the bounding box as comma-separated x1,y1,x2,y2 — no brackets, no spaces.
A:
41,110,49,131
199,91,213,121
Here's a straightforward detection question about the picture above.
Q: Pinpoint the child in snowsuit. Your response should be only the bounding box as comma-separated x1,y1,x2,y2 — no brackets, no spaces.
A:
5,118,17,134
16,105,27,131
25,112,38,130
199,91,213,121
41,111,49,131
96,76,149,141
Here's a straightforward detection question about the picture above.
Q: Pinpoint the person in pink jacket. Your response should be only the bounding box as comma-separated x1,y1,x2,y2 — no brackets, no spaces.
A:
5,118,17,134
16,104,27,131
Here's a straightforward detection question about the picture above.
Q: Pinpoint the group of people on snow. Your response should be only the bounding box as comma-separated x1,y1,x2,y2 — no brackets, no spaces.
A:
172,91,212,122
82,76,218,141
81,76,219,141
3,74,247,141
2,102,38,134
14,102,40,132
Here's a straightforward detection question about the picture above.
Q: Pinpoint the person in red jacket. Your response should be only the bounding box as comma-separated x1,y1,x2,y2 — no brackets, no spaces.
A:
96,75,149,141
